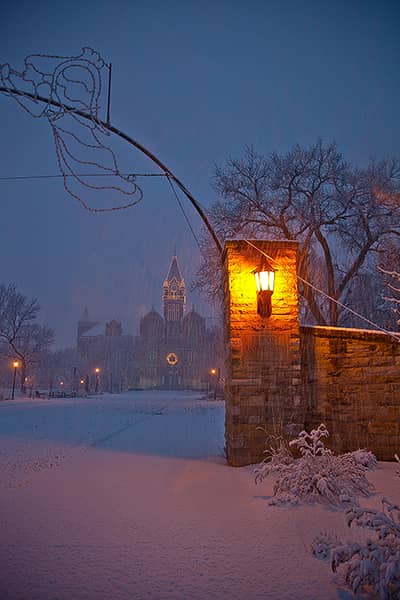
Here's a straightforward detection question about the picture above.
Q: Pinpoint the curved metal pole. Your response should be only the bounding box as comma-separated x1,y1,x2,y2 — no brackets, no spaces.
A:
0,85,222,254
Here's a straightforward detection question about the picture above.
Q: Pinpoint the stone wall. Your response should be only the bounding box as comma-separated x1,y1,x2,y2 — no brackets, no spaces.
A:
301,325,400,461
223,239,400,466
223,240,304,466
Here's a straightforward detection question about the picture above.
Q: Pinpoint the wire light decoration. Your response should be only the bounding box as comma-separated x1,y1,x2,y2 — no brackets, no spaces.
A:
0,48,143,212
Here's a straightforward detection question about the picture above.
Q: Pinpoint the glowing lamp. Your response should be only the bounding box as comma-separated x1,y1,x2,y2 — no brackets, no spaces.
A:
210,368,217,376
254,263,275,318
11,360,19,400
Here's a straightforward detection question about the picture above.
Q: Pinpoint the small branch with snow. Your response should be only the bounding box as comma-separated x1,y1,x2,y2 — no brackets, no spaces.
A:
331,499,400,599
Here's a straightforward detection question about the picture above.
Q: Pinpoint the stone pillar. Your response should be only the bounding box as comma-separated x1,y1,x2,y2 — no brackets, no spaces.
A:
223,240,304,466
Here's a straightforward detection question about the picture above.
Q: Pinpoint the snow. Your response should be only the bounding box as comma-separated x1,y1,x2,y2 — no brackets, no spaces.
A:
0,391,398,600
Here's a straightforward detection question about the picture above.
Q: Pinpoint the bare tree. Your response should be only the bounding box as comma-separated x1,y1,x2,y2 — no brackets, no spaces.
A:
381,268,400,327
194,142,400,327
0,284,54,392
376,191,400,329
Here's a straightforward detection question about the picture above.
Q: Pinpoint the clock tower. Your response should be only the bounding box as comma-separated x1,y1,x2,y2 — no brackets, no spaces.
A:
162,255,186,339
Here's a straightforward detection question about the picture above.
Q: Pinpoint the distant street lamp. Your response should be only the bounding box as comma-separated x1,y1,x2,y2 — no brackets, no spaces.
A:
11,360,19,400
210,367,219,400
94,367,101,393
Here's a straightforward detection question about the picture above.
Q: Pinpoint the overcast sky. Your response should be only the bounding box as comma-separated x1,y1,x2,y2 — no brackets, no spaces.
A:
0,0,399,347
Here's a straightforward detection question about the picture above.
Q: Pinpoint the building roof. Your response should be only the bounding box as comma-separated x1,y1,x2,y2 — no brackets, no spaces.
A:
141,308,164,323
80,322,104,337
183,308,204,323
165,255,183,283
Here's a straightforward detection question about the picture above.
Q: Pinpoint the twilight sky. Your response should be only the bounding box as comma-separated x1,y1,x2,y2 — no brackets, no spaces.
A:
0,0,399,347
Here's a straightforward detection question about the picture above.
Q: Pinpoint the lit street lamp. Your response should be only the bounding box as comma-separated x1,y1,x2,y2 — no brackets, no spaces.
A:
94,367,101,393
11,360,19,400
210,367,219,400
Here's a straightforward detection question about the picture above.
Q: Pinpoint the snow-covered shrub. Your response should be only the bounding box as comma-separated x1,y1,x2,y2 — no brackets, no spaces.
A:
344,448,378,471
331,498,400,599
254,437,293,484
254,423,294,484
311,532,342,561
255,424,373,507
289,423,330,458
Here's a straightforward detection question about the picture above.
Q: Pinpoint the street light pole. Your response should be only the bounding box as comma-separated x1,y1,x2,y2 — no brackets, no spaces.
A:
11,361,19,400
210,368,219,400
72,366,77,396
94,367,100,393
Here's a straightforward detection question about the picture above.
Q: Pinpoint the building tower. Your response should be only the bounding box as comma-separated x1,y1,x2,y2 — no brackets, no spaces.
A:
77,307,98,347
162,255,186,339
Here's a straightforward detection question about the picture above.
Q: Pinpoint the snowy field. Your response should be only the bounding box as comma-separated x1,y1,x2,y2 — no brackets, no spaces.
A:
0,391,398,600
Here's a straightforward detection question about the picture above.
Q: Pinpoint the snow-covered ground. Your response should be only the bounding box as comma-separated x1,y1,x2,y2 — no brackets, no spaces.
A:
0,391,398,600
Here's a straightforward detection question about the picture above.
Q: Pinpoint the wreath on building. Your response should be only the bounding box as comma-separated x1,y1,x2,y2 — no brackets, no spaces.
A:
166,352,179,366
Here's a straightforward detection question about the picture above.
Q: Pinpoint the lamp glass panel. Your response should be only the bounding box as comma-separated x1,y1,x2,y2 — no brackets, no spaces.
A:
256,271,274,292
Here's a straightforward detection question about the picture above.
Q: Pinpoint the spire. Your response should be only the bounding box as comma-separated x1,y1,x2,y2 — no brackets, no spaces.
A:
162,254,186,329
166,255,183,283
80,307,91,322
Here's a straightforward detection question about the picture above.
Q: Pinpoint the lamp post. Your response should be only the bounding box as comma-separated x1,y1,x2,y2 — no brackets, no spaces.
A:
210,368,219,400
72,366,77,396
254,261,275,318
94,367,100,393
11,360,19,400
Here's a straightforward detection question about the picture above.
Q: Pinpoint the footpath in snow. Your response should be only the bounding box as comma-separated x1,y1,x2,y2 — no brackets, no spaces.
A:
0,391,398,600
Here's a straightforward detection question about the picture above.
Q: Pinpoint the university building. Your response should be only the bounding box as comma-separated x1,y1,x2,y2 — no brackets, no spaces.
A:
76,255,220,391
133,255,220,389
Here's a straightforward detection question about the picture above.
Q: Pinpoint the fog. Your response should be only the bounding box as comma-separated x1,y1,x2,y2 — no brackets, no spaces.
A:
0,0,398,347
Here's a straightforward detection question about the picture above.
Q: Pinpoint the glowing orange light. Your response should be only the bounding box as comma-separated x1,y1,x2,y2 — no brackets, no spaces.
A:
254,263,275,318
94,367,100,374
210,368,217,375
166,352,178,366
80,379,84,385
254,270,274,293
13,361,19,369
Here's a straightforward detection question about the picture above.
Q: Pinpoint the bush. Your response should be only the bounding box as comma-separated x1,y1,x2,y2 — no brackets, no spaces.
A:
311,532,343,561
255,424,374,507
331,499,400,599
